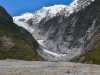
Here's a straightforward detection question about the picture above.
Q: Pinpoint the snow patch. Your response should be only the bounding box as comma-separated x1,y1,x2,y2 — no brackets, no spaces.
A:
14,21,34,33
43,48,66,57
37,40,46,47
13,12,33,22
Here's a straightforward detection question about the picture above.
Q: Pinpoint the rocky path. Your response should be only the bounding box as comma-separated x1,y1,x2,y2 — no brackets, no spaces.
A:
0,59,100,75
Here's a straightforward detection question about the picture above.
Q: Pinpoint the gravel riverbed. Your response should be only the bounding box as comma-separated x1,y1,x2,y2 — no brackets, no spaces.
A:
0,59,100,75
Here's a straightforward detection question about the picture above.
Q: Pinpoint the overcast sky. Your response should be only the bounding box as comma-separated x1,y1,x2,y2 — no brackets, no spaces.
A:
0,0,73,16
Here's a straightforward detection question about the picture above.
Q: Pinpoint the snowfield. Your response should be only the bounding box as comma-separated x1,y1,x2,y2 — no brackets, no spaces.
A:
0,59,100,75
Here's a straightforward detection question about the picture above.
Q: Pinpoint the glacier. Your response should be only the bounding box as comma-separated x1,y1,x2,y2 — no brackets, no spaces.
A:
13,0,95,61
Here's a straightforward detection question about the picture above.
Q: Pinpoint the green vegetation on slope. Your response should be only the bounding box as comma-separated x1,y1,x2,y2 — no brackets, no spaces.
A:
0,6,43,61
82,46,100,64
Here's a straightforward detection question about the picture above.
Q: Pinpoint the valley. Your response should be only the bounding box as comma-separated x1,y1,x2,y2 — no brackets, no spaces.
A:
0,0,100,75
13,0,96,62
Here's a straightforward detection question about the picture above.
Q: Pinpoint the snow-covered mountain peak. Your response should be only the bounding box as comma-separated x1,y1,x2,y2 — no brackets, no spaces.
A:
26,4,67,24
43,4,67,10
60,0,95,16
70,0,95,9
13,12,33,22
43,5,67,15
21,12,33,16
13,5,67,24
13,0,95,24
70,0,94,6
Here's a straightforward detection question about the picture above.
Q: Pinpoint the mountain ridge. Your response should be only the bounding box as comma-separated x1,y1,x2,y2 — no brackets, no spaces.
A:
13,0,95,25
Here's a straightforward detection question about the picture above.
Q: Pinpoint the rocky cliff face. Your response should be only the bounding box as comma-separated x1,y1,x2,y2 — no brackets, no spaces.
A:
13,0,98,61
38,0,100,62
0,35,14,48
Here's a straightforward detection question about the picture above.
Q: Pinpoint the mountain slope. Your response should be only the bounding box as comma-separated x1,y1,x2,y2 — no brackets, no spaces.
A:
33,0,96,61
0,6,43,61
68,0,100,64
40,0,100,63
